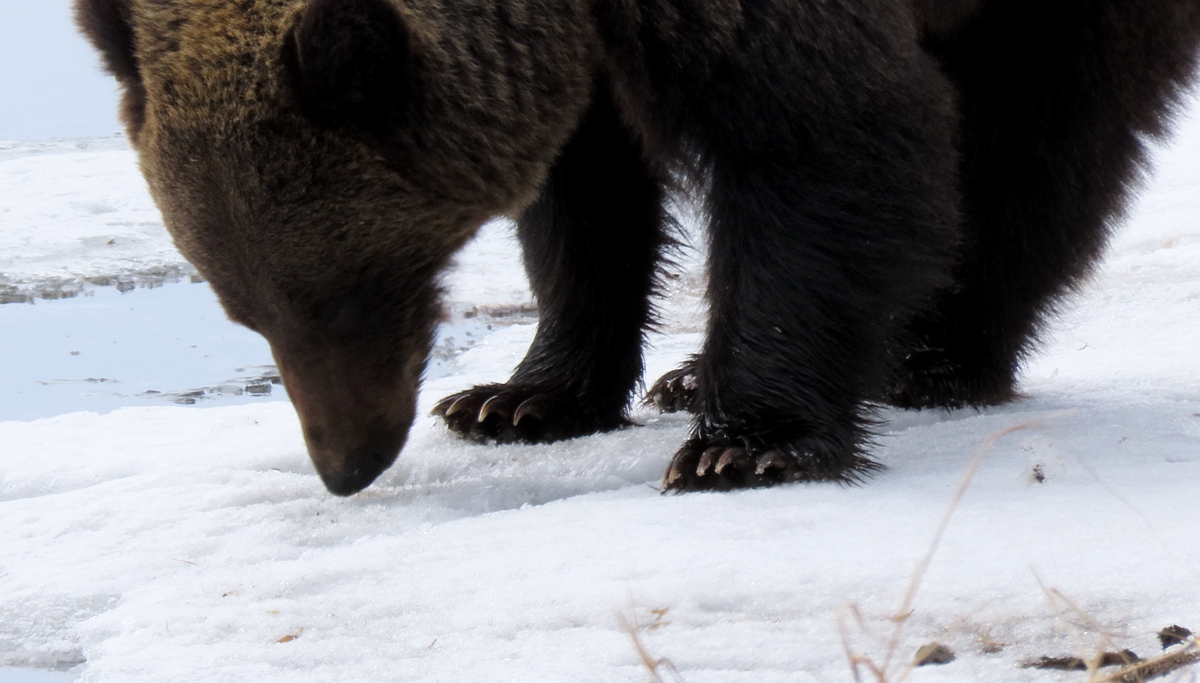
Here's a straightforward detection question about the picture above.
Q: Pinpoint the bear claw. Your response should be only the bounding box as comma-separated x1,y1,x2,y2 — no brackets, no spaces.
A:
430,396,454,417
477,394,514,422
715,447,748,474
665,462,683,486
512,397,544,426
755,450,788,475
443,394,481,418
695,446,721,476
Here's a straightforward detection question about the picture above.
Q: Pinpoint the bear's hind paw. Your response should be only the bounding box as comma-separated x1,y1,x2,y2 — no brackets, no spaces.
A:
886,350,1018,410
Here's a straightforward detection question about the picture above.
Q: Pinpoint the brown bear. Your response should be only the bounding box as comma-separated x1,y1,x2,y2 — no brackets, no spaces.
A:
77,0,1200,496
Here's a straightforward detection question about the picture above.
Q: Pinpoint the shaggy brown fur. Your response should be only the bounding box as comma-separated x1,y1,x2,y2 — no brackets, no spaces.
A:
79,0,599,494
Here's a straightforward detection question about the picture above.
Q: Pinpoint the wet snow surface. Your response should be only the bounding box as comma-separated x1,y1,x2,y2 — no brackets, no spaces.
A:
2,95,1200,683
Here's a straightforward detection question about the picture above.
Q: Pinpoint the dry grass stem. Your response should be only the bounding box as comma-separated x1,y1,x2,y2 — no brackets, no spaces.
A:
1038,578,1113,671
842,411,1075,683
1033,574,1200,681
1034,572,1138,678
1088,640,1200,682
619,612,686,683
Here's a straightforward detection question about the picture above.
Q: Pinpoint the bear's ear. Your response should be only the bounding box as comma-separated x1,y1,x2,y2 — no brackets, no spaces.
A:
286,0,413,130
75,0,138,81
75,0,146,140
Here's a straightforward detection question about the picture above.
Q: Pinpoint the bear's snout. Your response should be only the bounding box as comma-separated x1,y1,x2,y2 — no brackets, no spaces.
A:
273,344,418,496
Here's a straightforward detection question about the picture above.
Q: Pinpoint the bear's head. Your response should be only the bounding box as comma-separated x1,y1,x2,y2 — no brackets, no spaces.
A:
76,0,588,494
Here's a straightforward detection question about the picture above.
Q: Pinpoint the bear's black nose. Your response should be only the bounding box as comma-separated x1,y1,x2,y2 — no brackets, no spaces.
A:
317,462,387,497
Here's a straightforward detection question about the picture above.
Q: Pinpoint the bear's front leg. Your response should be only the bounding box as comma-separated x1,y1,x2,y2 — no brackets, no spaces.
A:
662,45,961,492
662,158,954,490
433,86,670,444
660,163,903,491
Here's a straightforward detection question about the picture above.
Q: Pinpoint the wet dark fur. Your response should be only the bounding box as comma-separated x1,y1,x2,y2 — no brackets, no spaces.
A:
77,0,1200,495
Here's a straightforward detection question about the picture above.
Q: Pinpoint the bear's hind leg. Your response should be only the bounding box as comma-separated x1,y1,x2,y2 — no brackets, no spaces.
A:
434,85,671,443
889,1,1200,409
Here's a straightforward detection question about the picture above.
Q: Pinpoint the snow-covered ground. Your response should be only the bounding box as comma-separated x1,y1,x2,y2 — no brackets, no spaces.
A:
2,92,1200,682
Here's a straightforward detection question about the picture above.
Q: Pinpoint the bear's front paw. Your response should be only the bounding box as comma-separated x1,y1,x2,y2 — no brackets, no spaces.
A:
661,433,882,493
431,384,630,444
645,362,699,414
